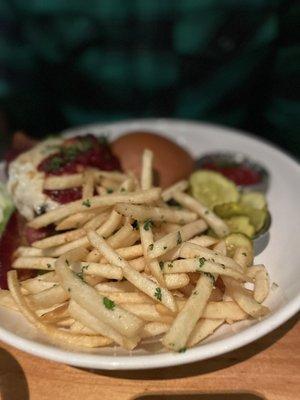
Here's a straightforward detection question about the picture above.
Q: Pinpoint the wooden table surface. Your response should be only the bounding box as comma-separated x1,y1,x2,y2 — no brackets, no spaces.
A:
0,313,299,400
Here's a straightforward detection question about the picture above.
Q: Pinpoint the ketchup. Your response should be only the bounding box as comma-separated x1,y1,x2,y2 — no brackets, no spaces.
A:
203,162,261,186
44,187,82,204
38,134,120,176
38,134,120,204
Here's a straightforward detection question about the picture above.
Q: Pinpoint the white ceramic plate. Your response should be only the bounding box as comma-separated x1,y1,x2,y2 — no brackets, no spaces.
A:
0,119,299,370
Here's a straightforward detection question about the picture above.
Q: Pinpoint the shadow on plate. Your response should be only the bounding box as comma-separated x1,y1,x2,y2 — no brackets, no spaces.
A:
134,393,265,400
0,347,29,400
83,312,298,380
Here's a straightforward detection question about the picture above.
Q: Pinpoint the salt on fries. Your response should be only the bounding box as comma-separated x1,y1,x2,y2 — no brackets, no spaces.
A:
0,149,271,353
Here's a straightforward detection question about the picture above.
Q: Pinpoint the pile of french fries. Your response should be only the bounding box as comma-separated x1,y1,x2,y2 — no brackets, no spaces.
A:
0,149,270,352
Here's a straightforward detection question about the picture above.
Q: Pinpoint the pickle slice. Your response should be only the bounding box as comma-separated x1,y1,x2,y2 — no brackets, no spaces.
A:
214,202,267,232
240,192,267,210
225,216,255,238
225,233,253,258
189,170,239,209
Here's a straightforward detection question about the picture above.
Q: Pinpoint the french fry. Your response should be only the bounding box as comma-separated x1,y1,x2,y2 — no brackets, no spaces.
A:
21,278,56,294
159,223,182,234
12,257,56,270
46,210,122,256
32,228,87,249
95,281,136,293
173,192,230,237
87,231,177,312
247,265,270,303
8,270,112,348
82,169,94,199
68,300,139,350
122,303,174,323
100,178,120,191
212,239,227,256
55,250,144,338
188,235,219,248
86,249,101,263
118,177,135,193
140,223,165,287
115,203,197,225
28,188,161,229
39,303,69,323
223,277,269,317
0,289,18,311
14,246,44,257
94,170,128,183
27,284,68,309
83,211,110,230
96,186,108,196
128,257,146,272
162,273,214,351
162,258,246,281
161,180,189,202
164,274,190,290
234,246,254,270
141,149,153,190
203,301,248,320
179,242,243,272
70,320,97,335
44,174,83,190
77,262,123,280
148,219,207,259
107,223,134,249
142,322,170,338
96,291,153,304
55,208,104,231
187,319,224,347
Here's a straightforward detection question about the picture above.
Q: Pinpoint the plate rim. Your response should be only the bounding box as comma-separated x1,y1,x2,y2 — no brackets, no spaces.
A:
1,118,299,370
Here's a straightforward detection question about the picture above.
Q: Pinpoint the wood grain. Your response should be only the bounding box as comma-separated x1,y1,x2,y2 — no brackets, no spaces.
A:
0,313,299,400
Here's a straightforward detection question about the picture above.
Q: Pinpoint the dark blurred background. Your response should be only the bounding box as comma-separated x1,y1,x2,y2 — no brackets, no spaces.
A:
0,0,299,157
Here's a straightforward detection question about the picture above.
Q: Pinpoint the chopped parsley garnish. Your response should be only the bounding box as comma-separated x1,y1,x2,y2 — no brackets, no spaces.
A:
103,297,115,310
82,199,91,208
204,210,209,215
45,156,64,172
67,288,71,292
242,252,247,256
178,347,187,353
203,272,215,283
76,272,84,281
107,188,113,194
154,287,162,301
166,199,182,209
120,188,126,192
168,262,173,268
163,246,168,250
82,265,89,271
37,270,48,276
148,244,154,251
177,231,182,245
65,259,70,266
132,220,139,230
47,263,51,269
193,290,198,295
198,257,206,268
159,261,164,270
143,219,153,231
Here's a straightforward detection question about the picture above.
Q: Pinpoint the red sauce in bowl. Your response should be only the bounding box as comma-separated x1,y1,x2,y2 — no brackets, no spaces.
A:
202,162,261,186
